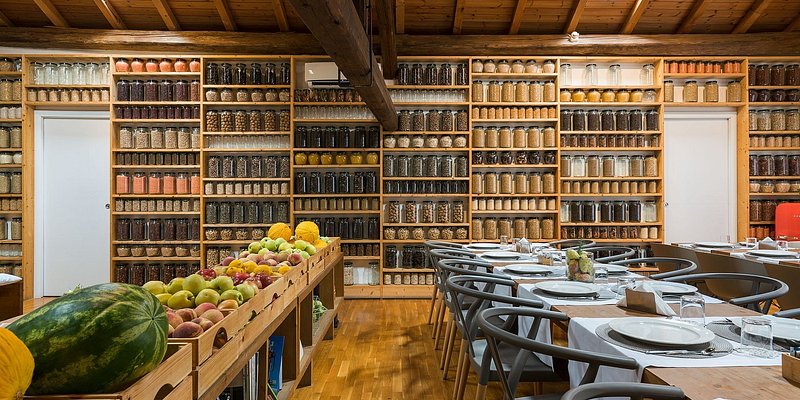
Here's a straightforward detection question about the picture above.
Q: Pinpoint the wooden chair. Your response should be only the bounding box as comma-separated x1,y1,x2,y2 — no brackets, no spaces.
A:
425,240,469,326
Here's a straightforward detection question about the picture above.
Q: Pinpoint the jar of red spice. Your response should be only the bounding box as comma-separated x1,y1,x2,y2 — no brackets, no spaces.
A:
148,173,162,194
163,173,176,194
116,172,131,194
174,59,188,72
191,173,200,194
145,59,158,73
115,58,130,72
189,59,201,72
131,58,144,72
159,58,174,72
132,172,146,194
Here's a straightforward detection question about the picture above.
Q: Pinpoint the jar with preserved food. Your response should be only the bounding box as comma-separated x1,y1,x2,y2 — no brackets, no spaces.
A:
704,81,719,102
684,81,698,102
664,81,675,102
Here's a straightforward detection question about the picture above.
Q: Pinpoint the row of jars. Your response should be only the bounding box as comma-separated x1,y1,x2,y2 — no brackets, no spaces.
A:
562,134,659,148
561,155,659,178
115,218,200,241
0,58,21,72
204,181,288,196
0,198,20,212
344,263,380,286
317,217,380,240
28,88,110,103
0,265,20,278
666,60,740,74
749,154,800,176
295,151,379,166
295,171,378,194
472,59,556,74
207,247,244,266
294,197,380,212
472,217,556,240
0,173,22,195
750,64,800,87
560,88,657,103
749,89,800,103
0,127,21,148
114,105,199,120
560,201,658,223
395,63,468,86
113,198,199,213
115,172,200,195
749,180,800,194
118,126,199,149
749,226,775,240
32,61,110,85
0,244,20,258
472,150,556,165
390,89,467,103
294,106,375,120
207,155,290,179
561,109,659,132
471,172,557,195
385,245,430,269
749,109,800,131
0,79,21,102
472,126,556,148
0,107,21,119
384,180,468,194
472,106,556,121
115,152,199,167
206,62,289,86
204,88,290,103
116,245,200,259
341,243,381,257
385,201,465,224
294,88,362,103
115,263,198,286
473,197,557,212
206,134,290,150
397,110,469,132
384,226,468,241
115,58,199,73
0,218,21,240
384,134,468,149
204,227,266,242
295,125,380,148
205,201,289,225
562,180,659,195
561,63,655,86
471,80,557,103
749,135,800,148
664,80,741,103
563,226,659,240
205,109,290,132
383,155,468,178
382,273,435,286
749,200,782,222
115,80,201,102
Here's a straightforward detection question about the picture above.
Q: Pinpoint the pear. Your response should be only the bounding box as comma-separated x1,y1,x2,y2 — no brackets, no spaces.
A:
166,278,185,294
196,288,221,306
143,280,167,295
183,274,207,296
167,290,195,309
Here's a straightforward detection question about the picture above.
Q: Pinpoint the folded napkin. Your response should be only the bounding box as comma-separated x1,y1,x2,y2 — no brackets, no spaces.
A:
616,281,676,317
758,237,780,250
0,273,21,283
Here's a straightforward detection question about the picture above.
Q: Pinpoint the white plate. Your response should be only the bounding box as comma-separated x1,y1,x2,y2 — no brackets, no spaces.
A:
693,242,735,248
595,264,629,274
465,243,503,250
504,264,553,275
648,281,697,295
534,281,600,296
609,317,716,347
745,250,799,258
482,251,522,260
732,317,800,342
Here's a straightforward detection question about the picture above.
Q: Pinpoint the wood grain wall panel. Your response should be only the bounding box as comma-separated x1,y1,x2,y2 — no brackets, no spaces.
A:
635,0,693,34
517,0,571,34
0,1,53,28
49,0,118,29
750,0,800,32
689,1,751,34
404,0,456,34
576,0,636,33
215,0,281,32
107,0,172,30
461,0,518,34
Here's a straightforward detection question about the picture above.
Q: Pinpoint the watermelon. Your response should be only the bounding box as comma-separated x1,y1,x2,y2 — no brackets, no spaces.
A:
8,283,168,395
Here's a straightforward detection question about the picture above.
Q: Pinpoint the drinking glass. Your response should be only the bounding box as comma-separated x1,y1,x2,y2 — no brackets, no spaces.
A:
616,276,637,296
777,240,789,250
679,295,705,326
594,266,608,287
745,237,758,249
738,317,774,358
499,234,509,246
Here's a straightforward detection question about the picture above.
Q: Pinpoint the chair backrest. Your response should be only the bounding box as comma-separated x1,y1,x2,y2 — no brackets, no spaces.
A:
610,257,697,280
584,246,636,263
560,383,685,400
424,240,464,249
763,262,800,312
663,272,788,314
694,252,768,299
428,248,479,290
436,258,505,317
548,239,595,250
651,243,700,266
477,307,639,399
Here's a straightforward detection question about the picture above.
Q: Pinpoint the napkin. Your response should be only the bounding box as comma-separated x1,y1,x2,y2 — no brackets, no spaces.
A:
616,281,676,317
757,237,780,250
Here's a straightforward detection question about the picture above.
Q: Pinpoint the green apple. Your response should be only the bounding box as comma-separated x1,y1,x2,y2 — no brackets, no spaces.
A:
166,278,185,294
220,289,244,305
183,274,207,296
211,275,235,292
299,250,310,259
265,239,278,251
258,248,269,256
294,240,309,251
278,242,293,252
236,283,255,302
305,244,316,255
196,288,221,306
275,237,287,246
167,290,195,309
143,280,167,295
248,241,262,253
156,293,172,305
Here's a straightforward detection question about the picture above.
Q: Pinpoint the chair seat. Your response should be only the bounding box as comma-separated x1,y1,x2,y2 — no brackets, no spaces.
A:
469,339,562,384
516,394,563,400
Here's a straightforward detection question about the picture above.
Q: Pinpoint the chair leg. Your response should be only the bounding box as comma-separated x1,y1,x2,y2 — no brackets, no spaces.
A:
440,318,453,368
534,382,543,396
434,310,449,350
441,321,457,377
451,342,465,400
427,285,439,325
432,293,444,339
455,343,470,400
475,384,486,400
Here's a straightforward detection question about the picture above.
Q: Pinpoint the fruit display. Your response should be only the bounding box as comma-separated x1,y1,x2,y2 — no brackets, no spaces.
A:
8,283,168,395
143,270,262,311
0,328,33,400
566,249,595,283
165,303,227,339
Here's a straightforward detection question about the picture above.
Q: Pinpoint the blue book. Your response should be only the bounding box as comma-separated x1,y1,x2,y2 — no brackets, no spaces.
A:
268,336,285,393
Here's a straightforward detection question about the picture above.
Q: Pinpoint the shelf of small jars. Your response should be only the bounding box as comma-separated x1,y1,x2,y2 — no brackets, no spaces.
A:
294,210,380,215
112,165,199,170
112,72,201,78
383,240,470,244
383,223,470,227
113,193,198,198
382,177,469,181
204,131,291,135
26,84,109,89
203,102,291,107
472,164,559,168
294,102,365,106
471,73,558,79
113,211,200,216
384,130,471,135
114,148,200,153
294,193,380,198
394,102,471,107
748,193,800,197
111,257,201,261
750,102,800,107
471,210,556,214
749,130,800,135
383,148,467,153
112,119,201,123
560,130,661,135
559,102,661,108
592,238,662,243
111,101,199,106
472,118,558,123
344,255,382,260
203,194,288,199
471,193,557,198
202,177,290,182
663,73,746,79
750,175,800,179
560,193,663,197
204,84,290,89
560,148,662,152
383,193,469,198
293,119,379,123
293,164,380,169
750,86,800,90
474,102,559,107
749,147,800,151
664,102,745,107
560,176,662,181
203,148,290,153
25,102,110,110
561,85,662,91
386,85,469,90
112,240,197,245
340,239,381,243
559,222,662,226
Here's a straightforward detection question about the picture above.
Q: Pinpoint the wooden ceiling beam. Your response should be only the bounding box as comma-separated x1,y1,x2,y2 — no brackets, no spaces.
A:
564,0,587,33
274,0,290,31
32,0,69,28
212,0,237,32
396,0,405,34
92,0,126,29
509,0,528,35
453,0,465,34
732,0,772,34
786,14,800,32
152,0,181,31
621,0,649,34
676,0,709,34
286,0,398,131
375,0,397,79
0,11,13,27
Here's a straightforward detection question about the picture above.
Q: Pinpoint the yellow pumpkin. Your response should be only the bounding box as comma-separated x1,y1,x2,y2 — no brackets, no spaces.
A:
313,239,328,249
0,328,34,399
267,223,292,241
295,221,320,243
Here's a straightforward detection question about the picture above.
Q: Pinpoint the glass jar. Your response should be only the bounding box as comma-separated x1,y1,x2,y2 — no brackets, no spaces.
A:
704,81,719,102
684,80,698,102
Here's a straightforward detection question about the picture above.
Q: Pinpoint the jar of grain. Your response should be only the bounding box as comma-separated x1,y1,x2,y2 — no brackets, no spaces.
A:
543,82,556,102
543,126,556,147
572,89,587,102
757,110,771,130
488,81,501,102
484,218,498,240
485,172,498,194
587,155,600,177
500,172,513,194
472,59,484,73
542,172,555,193
664,81,675,102
515,81,530,102
471,81,484,102
788,109,799,130
499,126,512,148
771,110,786,131
501,81,515,102
727,80,742,102
541,218,554,239
704,81,719,102
587,89,601,103
684,81,698,102
472,173,484,194
644,155,658,177
485,126,499,148
560,88,571,102
631,89,644,103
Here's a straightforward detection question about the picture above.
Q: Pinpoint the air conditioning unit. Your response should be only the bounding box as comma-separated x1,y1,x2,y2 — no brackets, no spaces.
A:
304,62,350,87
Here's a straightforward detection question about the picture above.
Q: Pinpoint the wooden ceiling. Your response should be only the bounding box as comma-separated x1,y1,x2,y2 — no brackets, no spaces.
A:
0,0,798,34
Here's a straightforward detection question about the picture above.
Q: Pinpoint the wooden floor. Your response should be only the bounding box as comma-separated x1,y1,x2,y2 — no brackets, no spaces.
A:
290,299,568,400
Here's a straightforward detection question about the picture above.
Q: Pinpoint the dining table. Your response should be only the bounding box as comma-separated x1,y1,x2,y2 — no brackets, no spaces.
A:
466,244,800,400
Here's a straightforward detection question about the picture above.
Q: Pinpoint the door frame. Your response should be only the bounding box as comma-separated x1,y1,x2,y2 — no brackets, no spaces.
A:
33,110,110,298
663,110,739,243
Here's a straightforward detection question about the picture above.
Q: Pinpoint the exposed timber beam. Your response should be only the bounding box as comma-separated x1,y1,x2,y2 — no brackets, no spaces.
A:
732,0,772,34
152,0,181,31
32,0,69,28
396,0,405,34
274,0,290,31
93,0,126,29
621,0,650,34
375,0,397,79
786,14,800,32
453,0,465,34
212,0,237,32
509,0,528,35
0,11,13,27
564,0,587,33
676,0,709,34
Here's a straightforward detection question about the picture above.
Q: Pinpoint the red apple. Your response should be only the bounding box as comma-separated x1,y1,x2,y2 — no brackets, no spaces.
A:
198,268,216,281
254,273,272,288
246,276,263,289
233,272,250,285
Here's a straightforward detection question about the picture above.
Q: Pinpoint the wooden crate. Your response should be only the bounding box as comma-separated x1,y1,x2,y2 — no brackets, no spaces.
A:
169,309,241,367
282,262,307,301
25,343,192,400
194,333,245,396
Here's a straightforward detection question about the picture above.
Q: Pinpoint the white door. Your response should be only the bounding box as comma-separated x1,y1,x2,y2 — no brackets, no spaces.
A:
664,111,738,243
35,111,110,297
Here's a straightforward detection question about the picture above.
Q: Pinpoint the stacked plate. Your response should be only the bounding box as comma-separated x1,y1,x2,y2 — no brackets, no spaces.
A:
481,251,525,260
692,242,735,249
534,281,600,297
503,264,554,276
608,317,716,347
464,243,505,251
744,249,800,259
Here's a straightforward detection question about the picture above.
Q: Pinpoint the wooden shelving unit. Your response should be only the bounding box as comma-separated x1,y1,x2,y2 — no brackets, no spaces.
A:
0,55,22,287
